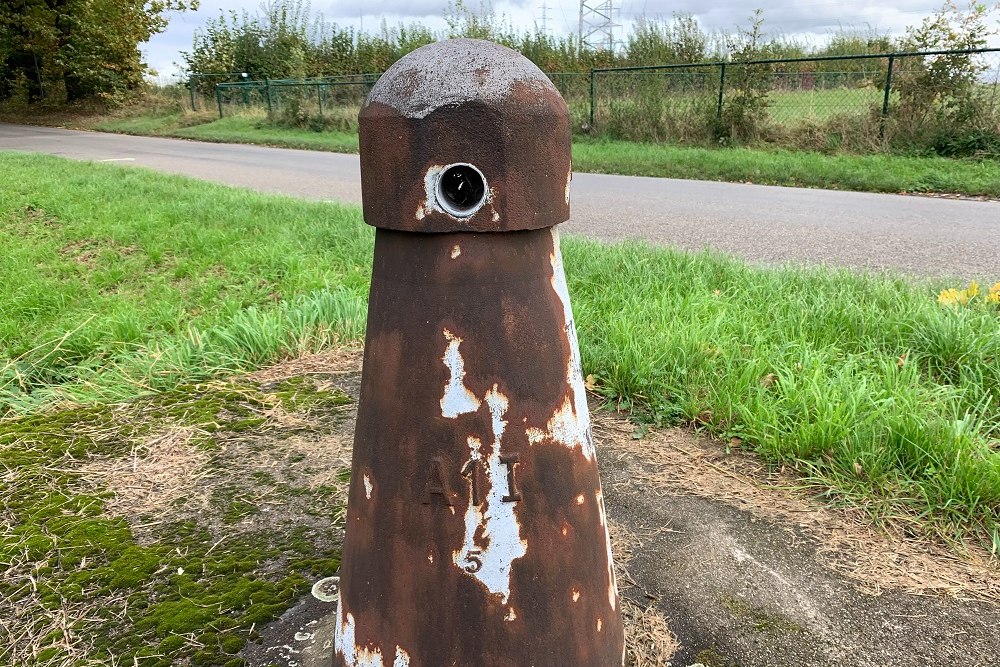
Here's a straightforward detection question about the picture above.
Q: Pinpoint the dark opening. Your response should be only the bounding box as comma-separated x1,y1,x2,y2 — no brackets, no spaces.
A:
438,164,486,216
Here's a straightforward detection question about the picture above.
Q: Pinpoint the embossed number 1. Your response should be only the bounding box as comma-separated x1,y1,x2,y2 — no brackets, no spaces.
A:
462,454,522,506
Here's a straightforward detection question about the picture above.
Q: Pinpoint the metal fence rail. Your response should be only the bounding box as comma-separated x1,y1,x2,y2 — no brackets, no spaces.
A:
189,72,251,111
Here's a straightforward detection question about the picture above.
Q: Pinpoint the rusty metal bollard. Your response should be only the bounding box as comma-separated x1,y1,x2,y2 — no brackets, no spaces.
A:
334,38,625,667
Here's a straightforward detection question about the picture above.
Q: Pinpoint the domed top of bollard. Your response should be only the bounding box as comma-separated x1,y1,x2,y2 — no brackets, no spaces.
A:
358,39,572,233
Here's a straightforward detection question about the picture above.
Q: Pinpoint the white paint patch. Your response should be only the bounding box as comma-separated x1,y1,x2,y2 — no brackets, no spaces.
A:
336,609,381,666
450,245,462,259
572,589,581,602
597,618,603,632
524,229,596,461
565,170,572,204
505,607,518,622
417,165,446,220
363,474,373,500
440,329,481,418
335,607,410,667
453,387,528,604
598,491,619,611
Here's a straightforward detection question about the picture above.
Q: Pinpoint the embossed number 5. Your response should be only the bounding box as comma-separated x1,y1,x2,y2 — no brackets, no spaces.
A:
464,550,483,573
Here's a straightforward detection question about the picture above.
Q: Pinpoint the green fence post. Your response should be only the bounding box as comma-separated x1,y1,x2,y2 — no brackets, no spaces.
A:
265,78,273,118
190,76,197,111
317,83,323,116
716,62,727,120
216,85,223,119
588,67,596,128
879,54,896,139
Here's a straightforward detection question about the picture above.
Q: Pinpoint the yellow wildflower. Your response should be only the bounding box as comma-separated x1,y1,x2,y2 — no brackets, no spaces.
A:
939,281,984,306
938,288,962,305
987,282,1000,305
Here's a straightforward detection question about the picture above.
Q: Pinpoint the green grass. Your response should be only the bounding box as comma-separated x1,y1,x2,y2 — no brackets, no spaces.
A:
94,113,361,153
172,117,360,152
0,151,370,412
766,87,885,123
566,236,999,547
572,138,1000,196
2,151,998,544
583,86,886,124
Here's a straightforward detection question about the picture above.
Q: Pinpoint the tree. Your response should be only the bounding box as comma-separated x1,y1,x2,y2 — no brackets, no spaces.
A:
0,0,198,104
893,0,1000,150
625,14,709,66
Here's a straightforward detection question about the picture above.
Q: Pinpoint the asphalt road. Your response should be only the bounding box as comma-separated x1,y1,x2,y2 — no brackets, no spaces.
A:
2,123,998,279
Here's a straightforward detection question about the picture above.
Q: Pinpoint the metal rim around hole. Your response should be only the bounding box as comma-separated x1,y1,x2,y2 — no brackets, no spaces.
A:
311,575,340,602
435,163,488,218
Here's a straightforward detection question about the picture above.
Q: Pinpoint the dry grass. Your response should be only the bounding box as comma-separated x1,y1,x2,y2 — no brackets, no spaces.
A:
612,517,680,666
0,551,126,667
78,426,212,520
622,597,680,667
593,411,1000,604
244,346,363,385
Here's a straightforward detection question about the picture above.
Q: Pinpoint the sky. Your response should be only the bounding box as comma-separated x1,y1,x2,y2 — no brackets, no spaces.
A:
143,0,997,81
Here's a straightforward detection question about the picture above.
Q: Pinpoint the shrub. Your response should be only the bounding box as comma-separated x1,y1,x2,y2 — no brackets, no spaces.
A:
717,10,775,142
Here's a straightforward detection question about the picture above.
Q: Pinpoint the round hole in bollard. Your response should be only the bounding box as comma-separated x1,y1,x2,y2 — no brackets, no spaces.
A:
436,163,487,217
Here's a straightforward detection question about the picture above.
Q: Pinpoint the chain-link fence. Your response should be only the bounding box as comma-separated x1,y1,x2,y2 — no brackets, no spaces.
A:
197,47,1000,153
208,71,591,123
211,74,379,128
589,48,1000,150
189,72,255,111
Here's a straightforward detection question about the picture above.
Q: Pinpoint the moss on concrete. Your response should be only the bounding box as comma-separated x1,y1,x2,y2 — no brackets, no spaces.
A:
720,595,805,634
0,373,350,666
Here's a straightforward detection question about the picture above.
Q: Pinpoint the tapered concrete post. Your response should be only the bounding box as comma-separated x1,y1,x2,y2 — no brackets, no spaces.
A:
335,38,624,667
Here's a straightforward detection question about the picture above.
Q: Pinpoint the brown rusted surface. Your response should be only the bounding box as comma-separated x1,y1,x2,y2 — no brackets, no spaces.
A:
336,229,624,666
337,38,623,667
358,39,572,234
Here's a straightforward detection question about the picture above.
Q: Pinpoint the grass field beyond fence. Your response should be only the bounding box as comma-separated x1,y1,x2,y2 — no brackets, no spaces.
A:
1,152,998,552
